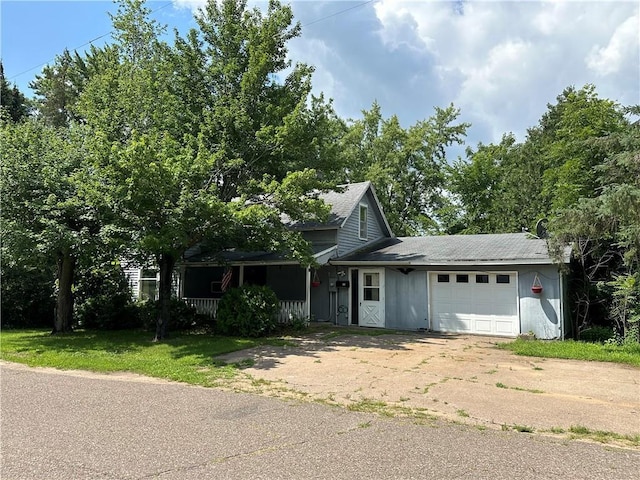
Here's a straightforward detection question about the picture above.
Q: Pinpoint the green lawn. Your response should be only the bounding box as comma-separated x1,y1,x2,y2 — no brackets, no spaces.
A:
3,329,638,389
497,338,640,367
0,329,288,386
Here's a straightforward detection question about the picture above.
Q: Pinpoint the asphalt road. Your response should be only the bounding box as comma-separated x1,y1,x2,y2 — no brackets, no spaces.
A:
1,362,639,480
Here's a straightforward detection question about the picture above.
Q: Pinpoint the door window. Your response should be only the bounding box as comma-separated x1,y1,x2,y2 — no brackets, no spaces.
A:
363,272,380,301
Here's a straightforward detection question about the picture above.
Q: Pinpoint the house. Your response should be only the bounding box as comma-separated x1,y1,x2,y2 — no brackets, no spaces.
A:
176,181,571,339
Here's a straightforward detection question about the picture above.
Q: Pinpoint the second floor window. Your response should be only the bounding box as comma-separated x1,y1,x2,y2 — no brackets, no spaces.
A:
359,204,368,239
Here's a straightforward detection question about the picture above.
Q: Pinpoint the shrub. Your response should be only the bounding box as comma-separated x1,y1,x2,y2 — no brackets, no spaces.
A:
279,312,309,333
74,262,136,330
216,285,279,337
134,298,211,332
579,326,614,343
0,262,55,328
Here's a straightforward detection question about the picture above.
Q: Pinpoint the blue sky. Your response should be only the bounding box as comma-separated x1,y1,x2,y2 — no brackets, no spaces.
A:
2,0,639,157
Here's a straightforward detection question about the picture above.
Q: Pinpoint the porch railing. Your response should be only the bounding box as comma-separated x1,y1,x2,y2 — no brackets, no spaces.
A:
183,297,307,323
184,297,219,318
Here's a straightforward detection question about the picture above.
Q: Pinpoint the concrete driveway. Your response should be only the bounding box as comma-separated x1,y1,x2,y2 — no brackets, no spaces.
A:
216,327,640,438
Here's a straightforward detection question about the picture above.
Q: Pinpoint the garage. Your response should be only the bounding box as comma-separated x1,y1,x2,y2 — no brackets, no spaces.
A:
429,271,519,336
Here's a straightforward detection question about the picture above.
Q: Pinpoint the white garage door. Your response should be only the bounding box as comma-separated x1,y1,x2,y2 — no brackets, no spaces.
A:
429,272,519,336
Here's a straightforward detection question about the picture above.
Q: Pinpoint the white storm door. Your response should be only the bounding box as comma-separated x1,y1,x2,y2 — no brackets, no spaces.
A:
359,269,385,328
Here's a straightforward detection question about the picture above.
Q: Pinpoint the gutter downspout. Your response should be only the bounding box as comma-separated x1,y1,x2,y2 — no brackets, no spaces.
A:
559,270,565,340
305,267,311,320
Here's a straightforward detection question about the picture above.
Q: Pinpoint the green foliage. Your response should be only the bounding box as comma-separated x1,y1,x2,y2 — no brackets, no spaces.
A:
450,85,629,235
0,329,262,386
73,261,136,330
498,338,640,367
0,118,99,333
600,274,640,345
342,101,468,235
446,134,517,233
70,0,336,338
0,262,55,329
0,62,29,122
216,285,280,337
578,326,614,343
29,49,94,127
549,110,639,333
133,299,211,332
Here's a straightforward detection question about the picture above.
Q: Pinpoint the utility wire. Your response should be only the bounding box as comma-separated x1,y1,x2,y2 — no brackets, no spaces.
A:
9,0,376,83
8,1,174,82
302,0,375,27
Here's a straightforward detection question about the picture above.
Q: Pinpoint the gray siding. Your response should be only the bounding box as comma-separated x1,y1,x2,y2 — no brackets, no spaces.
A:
348,264,565,338
337,190,387,256
518,265,563,339
310,266,334,322
302,230,337,245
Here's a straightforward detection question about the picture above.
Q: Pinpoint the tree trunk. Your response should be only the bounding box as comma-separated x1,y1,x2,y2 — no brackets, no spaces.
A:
52,250,75,334
154,253,176,341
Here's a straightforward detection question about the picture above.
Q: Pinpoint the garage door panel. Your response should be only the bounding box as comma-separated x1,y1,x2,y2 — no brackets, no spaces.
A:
430,272,519,337
496,318,517,335
474,318,493,333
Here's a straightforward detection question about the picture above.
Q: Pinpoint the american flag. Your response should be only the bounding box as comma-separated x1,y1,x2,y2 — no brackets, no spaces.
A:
221,267,233,292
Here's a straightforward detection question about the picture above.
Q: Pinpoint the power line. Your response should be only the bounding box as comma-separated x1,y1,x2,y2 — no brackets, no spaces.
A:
9,0,376,83
8,1,174,83
302,0,376,27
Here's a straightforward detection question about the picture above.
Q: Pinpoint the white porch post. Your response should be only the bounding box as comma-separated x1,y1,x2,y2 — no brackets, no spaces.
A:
178,265,185,299
305,267,311,319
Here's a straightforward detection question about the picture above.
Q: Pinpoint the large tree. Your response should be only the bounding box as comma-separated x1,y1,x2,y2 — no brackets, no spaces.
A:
448,85,629,235
342,101,468,235
78,0,335,339
0,62,29,122
0,118,96,333
549,109,639,336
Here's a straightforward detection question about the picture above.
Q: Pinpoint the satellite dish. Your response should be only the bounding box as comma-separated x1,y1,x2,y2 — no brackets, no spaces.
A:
535,218,549,239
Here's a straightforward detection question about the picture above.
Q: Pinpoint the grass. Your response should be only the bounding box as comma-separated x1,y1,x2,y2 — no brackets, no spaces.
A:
564,425,640,446
0,329,279,386
497,338,640,367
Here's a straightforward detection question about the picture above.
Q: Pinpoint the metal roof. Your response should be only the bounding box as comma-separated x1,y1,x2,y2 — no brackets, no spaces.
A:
331,233,569,266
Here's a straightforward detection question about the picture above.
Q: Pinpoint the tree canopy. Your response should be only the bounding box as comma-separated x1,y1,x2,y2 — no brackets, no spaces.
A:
341,101,468,235
2,0,638,342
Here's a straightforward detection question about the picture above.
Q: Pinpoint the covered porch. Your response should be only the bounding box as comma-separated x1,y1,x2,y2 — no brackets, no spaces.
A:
183,297,307,323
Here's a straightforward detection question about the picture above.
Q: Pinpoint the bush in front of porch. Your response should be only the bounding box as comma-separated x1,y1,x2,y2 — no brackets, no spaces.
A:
216,285,279,337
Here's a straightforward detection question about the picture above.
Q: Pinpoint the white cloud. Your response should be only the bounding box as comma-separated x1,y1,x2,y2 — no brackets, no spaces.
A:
586,13,640,76
372,0,640,144
172,0,206,13
168,0,639,149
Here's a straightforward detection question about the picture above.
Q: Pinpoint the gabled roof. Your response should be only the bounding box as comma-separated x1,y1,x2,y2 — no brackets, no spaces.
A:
288,181,393,236
332,233,569,266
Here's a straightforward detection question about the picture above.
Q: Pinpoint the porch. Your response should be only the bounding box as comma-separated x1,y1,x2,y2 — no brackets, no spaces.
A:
183,297,307,324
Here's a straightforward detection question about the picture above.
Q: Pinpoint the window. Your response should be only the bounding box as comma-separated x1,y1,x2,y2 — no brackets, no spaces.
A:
363,272,380,301
140,269,158,300
496,274,511,284
456,274,469,283
437,274,450,283
476,274,489,284
359,204,368,239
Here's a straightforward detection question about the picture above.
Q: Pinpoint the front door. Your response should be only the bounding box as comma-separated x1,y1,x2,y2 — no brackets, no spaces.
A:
359,269,385,328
